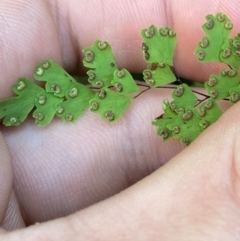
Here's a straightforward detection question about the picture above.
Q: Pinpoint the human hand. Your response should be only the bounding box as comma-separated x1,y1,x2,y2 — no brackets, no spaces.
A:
1,0,240,240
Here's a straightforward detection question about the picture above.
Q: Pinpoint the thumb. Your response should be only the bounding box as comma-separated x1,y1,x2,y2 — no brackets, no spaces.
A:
2,102,240,240
68,102,240,240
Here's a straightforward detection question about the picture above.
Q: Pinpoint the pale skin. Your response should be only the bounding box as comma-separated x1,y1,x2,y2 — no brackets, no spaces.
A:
1,0,240,240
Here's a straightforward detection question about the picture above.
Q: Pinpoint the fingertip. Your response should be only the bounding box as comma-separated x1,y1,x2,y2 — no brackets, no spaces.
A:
0,132,13,224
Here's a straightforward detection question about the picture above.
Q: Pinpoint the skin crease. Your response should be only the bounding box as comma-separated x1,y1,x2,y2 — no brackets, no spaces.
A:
1,0,240,239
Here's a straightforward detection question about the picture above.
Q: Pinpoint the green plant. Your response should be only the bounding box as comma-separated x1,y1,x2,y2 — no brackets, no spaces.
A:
0,12,239,145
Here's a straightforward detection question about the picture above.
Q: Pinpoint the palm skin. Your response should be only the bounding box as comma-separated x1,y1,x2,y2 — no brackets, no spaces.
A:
1,0,240,240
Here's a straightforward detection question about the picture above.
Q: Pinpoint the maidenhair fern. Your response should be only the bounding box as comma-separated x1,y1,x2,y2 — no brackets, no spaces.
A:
83,40,118,88
151,12,239,144
0,12,239,145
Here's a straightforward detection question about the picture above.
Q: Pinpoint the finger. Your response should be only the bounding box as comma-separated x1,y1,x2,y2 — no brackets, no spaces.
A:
0,133,13,224
1,85,232,224
69,101,240,240
1,0,240,99
2,87,184,224
0,0,182,225
2,101,240,240
69,0,240,81
0,0,63,98
1,191,25,230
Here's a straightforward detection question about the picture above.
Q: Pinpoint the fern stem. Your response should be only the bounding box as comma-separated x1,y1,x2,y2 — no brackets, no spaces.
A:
171,66,182,84
194,96,210,107
136,82,210,99
134,86,151,98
